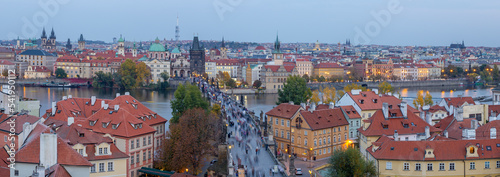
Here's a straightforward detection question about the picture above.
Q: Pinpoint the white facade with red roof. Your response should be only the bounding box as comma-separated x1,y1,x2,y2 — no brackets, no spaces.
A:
24,65,52,79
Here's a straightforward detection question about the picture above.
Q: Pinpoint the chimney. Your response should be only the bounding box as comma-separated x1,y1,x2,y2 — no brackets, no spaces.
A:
289,101,294,105
382,102,389,118
51,102,56,115
114,105,119,111
36,166,45,177
351,89,361,95
116,93,121,98
443,130,448,138
309,102,316,113
449,105,454,115
420,111,425,120
426,113,432,125
372,88,378,94
22,122,31,144
91,96,96,106
68,95,72,99
300,103,306,110
62,96,67,100
425,126,430,139
104,103,109,110
400,100,407,117
125,92,130,95
329,102,335,109
491,128,497,139
40,133,57,168
471,119,478,130
422,105,430,111
394,130,399,141
454,107,463,122
68,117,74,126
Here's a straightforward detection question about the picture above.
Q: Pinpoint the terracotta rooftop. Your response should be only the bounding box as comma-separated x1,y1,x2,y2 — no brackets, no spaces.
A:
442,97,475,107
299,108,349,130
476,120,500,139
266,103,302,119
340,105,361,119
428,105,446,113
0,114,40,134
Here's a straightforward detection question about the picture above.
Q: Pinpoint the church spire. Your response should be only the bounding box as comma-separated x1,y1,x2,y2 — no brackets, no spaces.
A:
273,33,280,54
49,28,56,39
41,27,47,39
221,37,225,48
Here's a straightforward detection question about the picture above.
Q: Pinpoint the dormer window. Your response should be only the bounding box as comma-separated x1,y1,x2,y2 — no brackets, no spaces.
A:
469,147,475,154
112,124,118,129
79,133,84,137
102,122,109,128
360,100,364,104
403,124,409,128
89,120,96,126
373,99,378,103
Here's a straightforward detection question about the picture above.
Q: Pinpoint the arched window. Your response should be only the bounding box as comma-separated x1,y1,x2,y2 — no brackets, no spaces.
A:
328,136,331,144
323,138,326,145
291,136,295,143
338,134,341,142
333,135,336,143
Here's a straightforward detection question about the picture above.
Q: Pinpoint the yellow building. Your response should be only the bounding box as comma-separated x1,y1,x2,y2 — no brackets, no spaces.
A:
439,97,489,125
266,103,350,160
296,59,313,76
312,63,344,79
54,55,92,78
261,63,298,93
367,135,500,177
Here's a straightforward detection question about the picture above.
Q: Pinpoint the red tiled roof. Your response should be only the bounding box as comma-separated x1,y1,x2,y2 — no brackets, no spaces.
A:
0,114,39,134
428,105,446,113
254,46,266,50
433,115,454,129
347,91,419,113
340,106,361,119
85,143,129,161
358,109,441,137
300,108,349,130
0,146,10,173
46,164,71,177
488,105,500,116
368,135,500,161
266,103,302,119
314,63,342,68
263,65,280,72
442,97,475,107
476,120,500,139
443,118,477,140
0,60,14,65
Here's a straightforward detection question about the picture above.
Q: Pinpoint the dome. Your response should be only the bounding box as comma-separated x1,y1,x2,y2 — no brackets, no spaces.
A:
138,55,149,61
171,47,181,54
149,43,166,52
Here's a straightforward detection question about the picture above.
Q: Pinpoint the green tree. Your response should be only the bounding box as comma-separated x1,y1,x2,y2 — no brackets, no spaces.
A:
120,59,137,78
170,83,209,124
55,68,67,78
343,83,366,93
159,71,170,89
253,80,262,88
413,90,425,109
2,70,8,77
302,74,310,83
135,62,151,87
120,75,136,90
378,81,394,95
92,71,114,88
424,91,434,106
318,76,326,82
493,65,500,82
226,78,236,88
277,75,312,105
327,147,377,177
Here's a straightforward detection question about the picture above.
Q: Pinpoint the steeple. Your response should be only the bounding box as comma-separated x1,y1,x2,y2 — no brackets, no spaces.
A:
49,28,56,39
66,38,72,50
221,37,225,48
192,35,201,50
41,28,47,39
78,34,84,42
273,33,281,54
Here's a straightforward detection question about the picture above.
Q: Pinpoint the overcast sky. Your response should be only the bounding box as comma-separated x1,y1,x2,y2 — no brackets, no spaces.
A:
1,0,499,46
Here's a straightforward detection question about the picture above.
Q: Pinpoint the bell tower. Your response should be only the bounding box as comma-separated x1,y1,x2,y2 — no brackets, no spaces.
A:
272,34,283,65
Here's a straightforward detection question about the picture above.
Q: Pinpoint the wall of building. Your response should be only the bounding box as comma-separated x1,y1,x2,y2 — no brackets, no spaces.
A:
89,158,127,177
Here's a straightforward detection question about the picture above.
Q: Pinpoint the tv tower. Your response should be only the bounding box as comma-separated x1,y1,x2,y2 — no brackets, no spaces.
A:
175,15,180,42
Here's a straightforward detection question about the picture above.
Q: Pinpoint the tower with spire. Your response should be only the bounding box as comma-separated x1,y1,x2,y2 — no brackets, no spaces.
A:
132,42,137,57
48,28,56,49
272,34,283,65
175,15,180,42
66,38,72,50
78,34,85,50
117,35,125,56
220,37,227,59
41,28,47,48
189,35,205,76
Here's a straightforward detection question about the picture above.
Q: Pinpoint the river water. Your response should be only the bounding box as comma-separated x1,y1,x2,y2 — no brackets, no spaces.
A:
14,85,494,129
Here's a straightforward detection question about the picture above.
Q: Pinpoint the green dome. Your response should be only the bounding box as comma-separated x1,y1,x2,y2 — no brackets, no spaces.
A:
138,55,149,61
149,43,166,52
171,47,180,53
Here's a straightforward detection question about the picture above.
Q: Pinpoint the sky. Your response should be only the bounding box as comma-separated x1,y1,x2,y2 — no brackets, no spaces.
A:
1,0,500,46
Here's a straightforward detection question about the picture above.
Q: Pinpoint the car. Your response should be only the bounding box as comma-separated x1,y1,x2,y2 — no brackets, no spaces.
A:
295,168,303,175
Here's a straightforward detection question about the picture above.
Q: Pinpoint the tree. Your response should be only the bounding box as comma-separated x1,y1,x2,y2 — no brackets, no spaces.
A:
120,59,136,78
322,87,337,104
413,90,425,109
302,74,310,83
343,83,366,93
158,71,170,89
378,81,394,95
226,78,236,88
253,80,262,88
55,68,67,78
318,76,326,82
120,75,136,90
135,62,151,87
157,108,221,174
92,71,114,88
170,83,209,124
277,75,312,105
327,147,377,177
202,73,208,80
310,90,321,104
493,65,500,82
424,91,433,106
2,70,8,77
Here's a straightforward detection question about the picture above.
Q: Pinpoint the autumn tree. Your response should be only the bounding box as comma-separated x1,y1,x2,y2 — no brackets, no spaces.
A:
302,74,310,83
322,87,338,104
310,90,321,104
343,83,366,93
170,83,209,124
135,62,151,86
159,71,170,89
413,90,425,109
327,147,377,177
493,65,500,82
424,91,434,106
277,75,312,105
120,59,136,78
157,108,221,174
2,70,8,77
378,81,394,95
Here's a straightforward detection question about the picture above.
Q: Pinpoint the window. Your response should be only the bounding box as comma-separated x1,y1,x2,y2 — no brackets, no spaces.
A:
136,153,139,164
131,140,134,149
314,139,317,146
143,137,146,146
427,163,433,171
136,139,140,148
333,135,336,143
328,137,331,143
131,156,134,164
275,130,278,136
497,161,500,168
323,138,326,145
470,162,475,170
143,152,146,162
439,163,444,171
485,161,490,169
99,163,105,172
304,131,308,136
328,148,331,153
281,130,284,138
292,136,295,143
304,139,308,146
148,136,151,145
131,171,134,177
403,163,409,171
281,120,284,126
415,163,421,171
79,149,83,155
287,132,290,139
287,120,290,127
148,150,151,159
14,170,19,176
275,119,278,125
386,162,392,170
91,164,96,173
108,162,114,171
450,163,455,170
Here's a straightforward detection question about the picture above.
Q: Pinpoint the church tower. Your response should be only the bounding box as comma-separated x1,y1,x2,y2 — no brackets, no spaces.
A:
41,28,47,48
48,28,56,49
78,34,85,50
117,35,125,56
220,37,227,59
66,38,72,50
272,34,283,65
16,37,20,49
132,42,137,57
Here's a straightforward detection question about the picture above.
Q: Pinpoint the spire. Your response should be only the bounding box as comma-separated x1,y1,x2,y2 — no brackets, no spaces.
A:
155,37,160,43
133,42,136,49
78,34,84,42
49,28,56,39
273,33,280,54
221,37,225,48
192,35,201,50
41,27,47,39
